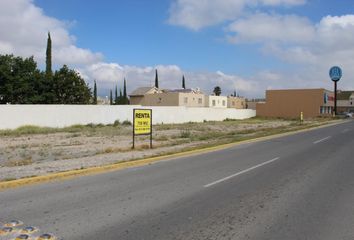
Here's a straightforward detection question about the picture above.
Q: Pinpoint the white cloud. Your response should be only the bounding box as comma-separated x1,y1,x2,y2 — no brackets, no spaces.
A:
168,0,306,30
227,13,315,44
0,0,102,66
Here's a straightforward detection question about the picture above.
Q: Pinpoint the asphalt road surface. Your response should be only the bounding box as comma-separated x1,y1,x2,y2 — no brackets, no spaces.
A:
1,120,354,240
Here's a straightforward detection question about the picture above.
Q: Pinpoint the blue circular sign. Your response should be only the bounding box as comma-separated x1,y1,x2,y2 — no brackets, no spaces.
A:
329,66,342,82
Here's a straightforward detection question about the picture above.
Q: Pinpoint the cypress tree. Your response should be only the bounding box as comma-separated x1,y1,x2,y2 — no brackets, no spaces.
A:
109,90,113,105
234,90,237,97
154,69,159,88
93,80,97,104
182,75,186,89
114,85,118,104
123,78,127,98
123,78,129,104
46,32,52,78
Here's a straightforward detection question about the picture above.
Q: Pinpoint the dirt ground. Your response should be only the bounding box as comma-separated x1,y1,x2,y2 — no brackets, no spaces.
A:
0,118,333,180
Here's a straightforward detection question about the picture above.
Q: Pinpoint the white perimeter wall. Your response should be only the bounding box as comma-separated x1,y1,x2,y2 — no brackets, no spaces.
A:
0,105,256,129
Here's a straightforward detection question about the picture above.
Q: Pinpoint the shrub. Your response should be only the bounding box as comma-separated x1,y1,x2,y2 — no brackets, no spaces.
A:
122,120,132,126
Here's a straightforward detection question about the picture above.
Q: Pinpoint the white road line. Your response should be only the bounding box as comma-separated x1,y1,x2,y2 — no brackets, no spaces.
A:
313,136,331,144
204,157,280,188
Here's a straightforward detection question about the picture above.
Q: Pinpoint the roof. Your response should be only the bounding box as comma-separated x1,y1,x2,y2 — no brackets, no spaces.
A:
163,88,204,94
337,91,354,100
129,87,158,96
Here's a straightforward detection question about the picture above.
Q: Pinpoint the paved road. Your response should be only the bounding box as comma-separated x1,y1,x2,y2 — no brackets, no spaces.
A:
1,120,354,240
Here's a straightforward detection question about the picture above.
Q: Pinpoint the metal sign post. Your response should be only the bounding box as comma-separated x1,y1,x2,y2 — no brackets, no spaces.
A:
132,109,152,149
329,66,342,116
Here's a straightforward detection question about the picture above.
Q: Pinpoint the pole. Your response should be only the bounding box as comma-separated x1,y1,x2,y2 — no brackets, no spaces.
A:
132,109,135,149
150,110,153,149
334,81,337,116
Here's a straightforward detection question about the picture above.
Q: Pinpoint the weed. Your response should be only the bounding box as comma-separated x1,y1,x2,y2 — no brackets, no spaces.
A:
180,130,191,138
2,177,17,182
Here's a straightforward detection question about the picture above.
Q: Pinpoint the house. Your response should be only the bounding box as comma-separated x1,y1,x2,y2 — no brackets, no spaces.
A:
227,96,246,109
337,91,354,113
205,95,227,108
129,87,205,107
129,87,161,105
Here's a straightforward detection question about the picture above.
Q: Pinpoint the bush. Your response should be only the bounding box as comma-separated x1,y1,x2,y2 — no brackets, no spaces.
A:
113,120,120,126
122,120,132,126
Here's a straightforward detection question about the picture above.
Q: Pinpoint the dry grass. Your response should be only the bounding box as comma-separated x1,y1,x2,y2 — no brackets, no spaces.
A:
4,158,33,167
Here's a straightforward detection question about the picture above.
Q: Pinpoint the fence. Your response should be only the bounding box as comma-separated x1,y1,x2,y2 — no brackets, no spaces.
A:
0,105,256,129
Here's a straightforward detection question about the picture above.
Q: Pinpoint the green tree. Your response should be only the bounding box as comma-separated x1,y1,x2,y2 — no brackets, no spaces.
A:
93,80,97,104
42,32,56,103
0,54,41,104
46,32,52,78
123,78,129,104
114,85,118,105
109,89,113,105
155,69,159,88
53,65,91,104
182,75,186,89
213,86,221,96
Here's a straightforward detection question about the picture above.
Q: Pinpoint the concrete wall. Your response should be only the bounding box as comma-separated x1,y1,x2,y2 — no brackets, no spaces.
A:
0,105,256,129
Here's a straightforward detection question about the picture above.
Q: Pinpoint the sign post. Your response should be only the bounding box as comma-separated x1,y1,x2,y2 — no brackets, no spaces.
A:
329,66,342,116
133,109,152,149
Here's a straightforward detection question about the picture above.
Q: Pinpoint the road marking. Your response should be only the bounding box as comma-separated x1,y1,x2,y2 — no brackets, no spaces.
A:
342,128,350,133
313,136,331,144
204,157,280,188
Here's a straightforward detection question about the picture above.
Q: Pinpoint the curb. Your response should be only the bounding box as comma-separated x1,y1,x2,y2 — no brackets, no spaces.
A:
0,120,346,191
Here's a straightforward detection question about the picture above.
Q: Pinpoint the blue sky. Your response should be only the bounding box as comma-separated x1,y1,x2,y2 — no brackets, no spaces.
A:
1,0,354,97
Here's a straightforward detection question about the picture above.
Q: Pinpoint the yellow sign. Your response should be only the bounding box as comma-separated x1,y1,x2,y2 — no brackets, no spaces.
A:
134,109,152,135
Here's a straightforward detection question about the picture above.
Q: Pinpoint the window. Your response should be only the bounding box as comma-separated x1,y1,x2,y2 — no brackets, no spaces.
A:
198,98,202,104
212,100,216,106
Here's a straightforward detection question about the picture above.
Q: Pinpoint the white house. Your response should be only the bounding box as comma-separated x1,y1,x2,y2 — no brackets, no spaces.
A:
205,95,228,108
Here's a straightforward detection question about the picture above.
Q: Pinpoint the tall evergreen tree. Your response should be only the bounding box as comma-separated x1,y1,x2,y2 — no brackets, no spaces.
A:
109,90,113,105
93,80,97,104
123,78,127,99
114,85,118,104
182,75,186,89
123,78,129,104
44,32,56,103
233,90,237,97
154,69,159,88
46,32,52,78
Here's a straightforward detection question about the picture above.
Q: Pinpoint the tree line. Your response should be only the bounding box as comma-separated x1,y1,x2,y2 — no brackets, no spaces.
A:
0,33,94,104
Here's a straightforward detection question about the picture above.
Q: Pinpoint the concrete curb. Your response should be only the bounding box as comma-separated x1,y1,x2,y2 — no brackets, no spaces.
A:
0,120,346,191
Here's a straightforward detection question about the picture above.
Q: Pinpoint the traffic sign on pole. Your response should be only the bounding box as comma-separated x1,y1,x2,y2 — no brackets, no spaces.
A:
329,66,342,82
329,66,342,116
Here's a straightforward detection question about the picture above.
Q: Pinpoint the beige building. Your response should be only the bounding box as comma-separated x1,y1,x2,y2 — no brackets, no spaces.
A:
205,95,227,108
129,87,205,107
227,96,246,109
337,91,354,113
257,89,334,119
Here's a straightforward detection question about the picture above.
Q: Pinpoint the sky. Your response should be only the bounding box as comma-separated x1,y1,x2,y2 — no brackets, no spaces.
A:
0,0,354,98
